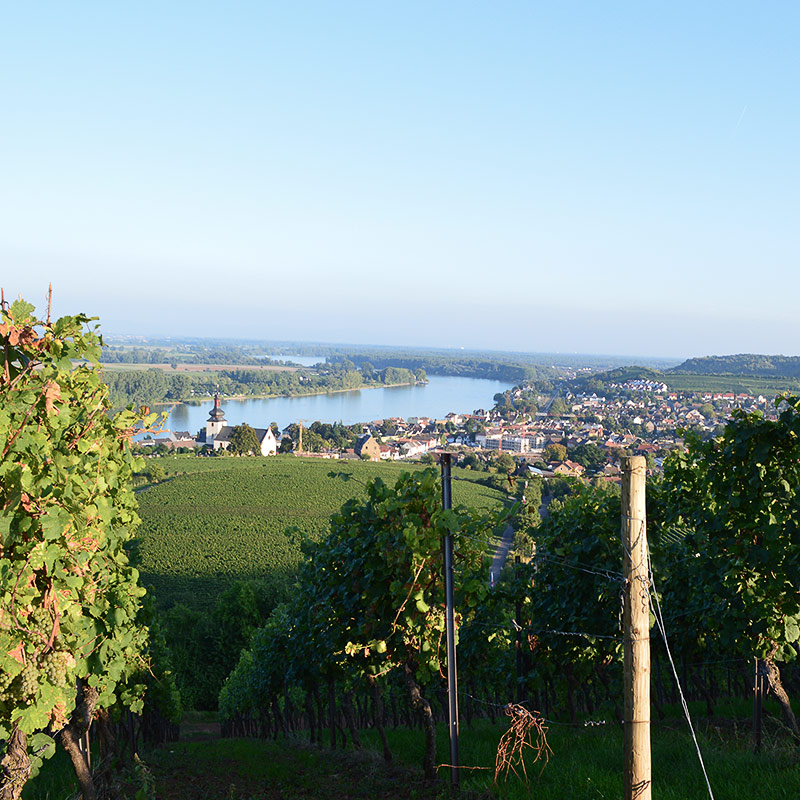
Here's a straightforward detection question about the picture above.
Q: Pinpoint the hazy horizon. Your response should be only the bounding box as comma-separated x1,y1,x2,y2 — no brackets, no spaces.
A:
100,330,725,368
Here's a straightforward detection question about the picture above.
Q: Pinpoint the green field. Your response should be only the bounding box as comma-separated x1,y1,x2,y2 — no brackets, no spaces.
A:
134,455,507,609
665,373,800,396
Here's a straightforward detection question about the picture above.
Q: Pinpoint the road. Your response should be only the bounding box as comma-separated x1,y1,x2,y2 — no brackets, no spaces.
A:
538,384,562,416
488,496,552,585
489,523,514,586
488,384,561,584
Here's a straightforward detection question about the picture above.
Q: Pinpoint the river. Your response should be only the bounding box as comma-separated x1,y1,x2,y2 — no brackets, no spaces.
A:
159,375,510,434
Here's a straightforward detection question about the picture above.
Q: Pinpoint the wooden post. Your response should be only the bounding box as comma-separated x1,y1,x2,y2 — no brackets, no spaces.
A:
621,456,651,800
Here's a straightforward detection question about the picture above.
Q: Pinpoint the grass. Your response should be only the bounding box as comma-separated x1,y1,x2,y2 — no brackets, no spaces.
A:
24,713,800,799
443,718,800,799
134,455,508,609
21,747,76,800
149,738,445,800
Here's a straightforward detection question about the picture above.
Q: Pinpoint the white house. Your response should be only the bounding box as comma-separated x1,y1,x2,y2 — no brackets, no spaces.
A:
196,396,278,455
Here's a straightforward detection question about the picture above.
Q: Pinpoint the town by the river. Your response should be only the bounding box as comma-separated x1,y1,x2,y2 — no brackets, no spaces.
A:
161,375,512,435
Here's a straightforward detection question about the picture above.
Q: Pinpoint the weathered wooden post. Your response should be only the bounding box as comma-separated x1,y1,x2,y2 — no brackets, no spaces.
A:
621,455,651,800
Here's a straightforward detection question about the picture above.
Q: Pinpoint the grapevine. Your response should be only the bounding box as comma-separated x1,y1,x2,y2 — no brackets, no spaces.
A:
1,296,152,798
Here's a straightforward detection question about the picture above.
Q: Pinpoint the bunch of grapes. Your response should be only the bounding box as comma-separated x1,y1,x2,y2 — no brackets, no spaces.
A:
40,650,75,689
29,604,52,637
19,661,38,699
0,669,15,702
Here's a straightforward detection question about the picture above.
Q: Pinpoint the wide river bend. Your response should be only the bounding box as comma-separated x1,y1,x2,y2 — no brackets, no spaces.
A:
160,375,511,434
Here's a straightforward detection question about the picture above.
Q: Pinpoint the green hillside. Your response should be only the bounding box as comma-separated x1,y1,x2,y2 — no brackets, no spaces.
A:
134,455,506,609
672,353,800,377
572,359,800,396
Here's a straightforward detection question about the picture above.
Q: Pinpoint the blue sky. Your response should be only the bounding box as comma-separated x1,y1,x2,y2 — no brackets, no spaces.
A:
1,2,798,358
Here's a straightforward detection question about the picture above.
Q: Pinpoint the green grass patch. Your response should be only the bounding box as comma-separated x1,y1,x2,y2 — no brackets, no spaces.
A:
21,746,75,800
362,717,800,799
24,715,800,800
135,455,507,609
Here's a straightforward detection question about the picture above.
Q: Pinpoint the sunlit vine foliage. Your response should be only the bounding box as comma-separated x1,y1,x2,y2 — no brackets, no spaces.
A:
0,298,151,792
221,467,508,777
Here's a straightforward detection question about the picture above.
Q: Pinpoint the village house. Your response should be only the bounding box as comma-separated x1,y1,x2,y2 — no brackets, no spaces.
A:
140,430,196,450
551,460,585,477
393,437,430,459
379,443,399,460
354,433,381,461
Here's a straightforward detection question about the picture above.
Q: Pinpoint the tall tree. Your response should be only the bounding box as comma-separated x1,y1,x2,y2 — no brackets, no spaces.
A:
543,443,567,463
569,442,607,473
228,423,262,456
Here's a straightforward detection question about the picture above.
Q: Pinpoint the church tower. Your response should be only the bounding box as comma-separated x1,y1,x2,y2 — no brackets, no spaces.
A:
206,395,226,442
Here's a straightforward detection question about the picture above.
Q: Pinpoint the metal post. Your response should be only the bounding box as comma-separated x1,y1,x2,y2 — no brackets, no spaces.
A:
515,555,523,703
754,657,763,752
440,453,460,786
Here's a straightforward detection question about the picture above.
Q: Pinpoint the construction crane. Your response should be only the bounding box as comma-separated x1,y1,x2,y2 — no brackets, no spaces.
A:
297,419,310,454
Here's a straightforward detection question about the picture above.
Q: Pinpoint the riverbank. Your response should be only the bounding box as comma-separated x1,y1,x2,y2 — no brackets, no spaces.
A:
163,379,427,406
146,375,511,433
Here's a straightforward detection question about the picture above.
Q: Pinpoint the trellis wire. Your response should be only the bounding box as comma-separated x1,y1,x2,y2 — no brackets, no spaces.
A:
621,516,714,800
535,551,625,581
460,692,607,729
647,548,716,800
464,619,623,641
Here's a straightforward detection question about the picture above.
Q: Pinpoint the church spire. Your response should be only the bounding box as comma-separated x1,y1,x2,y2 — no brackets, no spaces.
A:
207,394,226,422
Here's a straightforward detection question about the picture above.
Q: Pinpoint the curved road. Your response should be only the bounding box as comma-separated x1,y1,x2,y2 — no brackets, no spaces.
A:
488,384,561,584
538,384,562,416
489,523,515,585
488,495,554,585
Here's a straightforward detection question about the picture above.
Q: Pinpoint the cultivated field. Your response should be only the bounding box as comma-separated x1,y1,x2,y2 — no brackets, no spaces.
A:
134,455,507,609
665,373,800,396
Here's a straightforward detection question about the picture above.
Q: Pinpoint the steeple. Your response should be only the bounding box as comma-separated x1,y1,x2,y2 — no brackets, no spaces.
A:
206,394,226,441
207,394,226,423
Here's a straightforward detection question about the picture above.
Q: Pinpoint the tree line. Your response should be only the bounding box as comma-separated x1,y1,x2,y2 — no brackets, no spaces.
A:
102,363,420,409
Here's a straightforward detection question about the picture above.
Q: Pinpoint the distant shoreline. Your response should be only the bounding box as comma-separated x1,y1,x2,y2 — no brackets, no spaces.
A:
150,379,428,408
